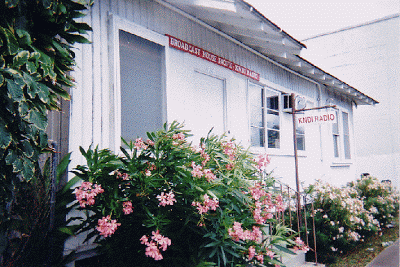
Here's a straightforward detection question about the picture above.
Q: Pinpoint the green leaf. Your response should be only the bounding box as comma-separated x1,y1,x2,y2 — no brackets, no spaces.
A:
0,27,19,55
56,153,71,184
0,121,12,149
58,3,67,14
36,83,50,103
18,101,29,118
0,55,5,69
12,158,23,173
22,158,34,181
58,226,75,236
26,61,37,74
28,109,48,130
23,72,39,98
0,73,3,86
6,78,24,102
61,176,82,194
16,29,32,46
13,50,29,68
274,244,297,255
5,149,17,165
21,140,34,158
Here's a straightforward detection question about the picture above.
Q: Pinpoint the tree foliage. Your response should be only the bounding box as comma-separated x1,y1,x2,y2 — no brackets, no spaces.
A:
0,0,92,265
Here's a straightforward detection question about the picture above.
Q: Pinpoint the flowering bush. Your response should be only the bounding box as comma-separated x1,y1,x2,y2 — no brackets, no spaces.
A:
70,122,300,266
304,177,399,263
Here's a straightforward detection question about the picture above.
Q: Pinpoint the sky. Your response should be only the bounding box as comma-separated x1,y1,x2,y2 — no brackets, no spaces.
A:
245,0,398,40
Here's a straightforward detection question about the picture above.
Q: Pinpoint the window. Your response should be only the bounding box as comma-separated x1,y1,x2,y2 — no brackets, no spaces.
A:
249,83,280,148
119,30,164,141
342,112,351,159
296,124,305,151
332,110,340,158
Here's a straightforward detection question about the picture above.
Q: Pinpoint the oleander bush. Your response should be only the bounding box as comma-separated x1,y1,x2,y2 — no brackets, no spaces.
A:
68,122,306,267
303,176,399,264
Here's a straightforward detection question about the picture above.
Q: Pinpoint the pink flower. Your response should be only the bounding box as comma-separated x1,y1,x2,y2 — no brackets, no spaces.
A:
122,201,134,215
200,151,210,166
222,141,236,160
255,254,264,264
203,169,217,182
134,138,148,150
141,230,171,260
191,162,203,178
172,132,185,140
74,182,104,208
192,194,219,215
254,154,270,170
226,163,235,170
266,250,275,259
96,215,121,237
116,171,130,180
157,191,177,206
248,246,256,260
146,139,155,146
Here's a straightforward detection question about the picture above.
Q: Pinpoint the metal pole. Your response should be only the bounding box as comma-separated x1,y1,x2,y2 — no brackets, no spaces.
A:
291,93,302,227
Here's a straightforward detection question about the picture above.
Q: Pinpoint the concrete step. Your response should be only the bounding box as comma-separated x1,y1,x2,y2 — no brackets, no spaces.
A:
299,262,325,267
280,249,306,267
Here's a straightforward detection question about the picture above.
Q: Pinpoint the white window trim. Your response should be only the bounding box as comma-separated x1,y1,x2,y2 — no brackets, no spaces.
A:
108,13,170,152
331,107,353,166
247,80,282,154
248,78,314,157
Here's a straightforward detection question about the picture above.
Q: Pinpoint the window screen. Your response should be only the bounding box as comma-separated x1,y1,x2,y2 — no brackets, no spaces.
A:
119,30,164,142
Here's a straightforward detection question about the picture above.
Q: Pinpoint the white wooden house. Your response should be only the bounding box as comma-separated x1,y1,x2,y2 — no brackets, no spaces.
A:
54,0,382,260
62,0,378,194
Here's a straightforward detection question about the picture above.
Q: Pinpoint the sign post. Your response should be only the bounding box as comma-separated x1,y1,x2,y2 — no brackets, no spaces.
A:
291,93,302,227
291,94,336,229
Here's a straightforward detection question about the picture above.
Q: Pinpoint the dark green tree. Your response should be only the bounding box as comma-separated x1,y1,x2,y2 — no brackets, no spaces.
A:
0,0,92,265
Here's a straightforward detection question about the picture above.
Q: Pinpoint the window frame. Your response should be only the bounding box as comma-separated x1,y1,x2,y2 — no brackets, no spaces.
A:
109,14,170,152
248,81,282,152
331,108,353,165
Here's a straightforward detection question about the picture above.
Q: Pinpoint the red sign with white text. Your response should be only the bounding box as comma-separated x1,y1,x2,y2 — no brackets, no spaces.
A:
166,35,260,81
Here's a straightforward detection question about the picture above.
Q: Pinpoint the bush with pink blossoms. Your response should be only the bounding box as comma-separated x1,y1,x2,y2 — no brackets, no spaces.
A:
69,121,299,266
301,177,399,264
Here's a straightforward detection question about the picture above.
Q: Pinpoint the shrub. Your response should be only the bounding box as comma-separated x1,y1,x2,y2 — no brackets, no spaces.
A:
69,122,302,267
304,177,399,263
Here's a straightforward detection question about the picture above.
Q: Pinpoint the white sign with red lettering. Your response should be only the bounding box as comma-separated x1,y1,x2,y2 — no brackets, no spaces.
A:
297,112,337,125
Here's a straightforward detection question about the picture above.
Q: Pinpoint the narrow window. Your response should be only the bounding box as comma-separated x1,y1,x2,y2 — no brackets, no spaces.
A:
249,83,265,147
119,30,164,141
342,112,351,159
332,110,340,158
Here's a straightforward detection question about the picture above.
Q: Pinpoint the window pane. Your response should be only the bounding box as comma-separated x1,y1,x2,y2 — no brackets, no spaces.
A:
344,135,351,159
251,127,264,147
266,110,280,130
120,30,163,141
342,112,349,135
332,111,339,134
333,135,339,158
268,130,280,148
249,83,263,107
266,96,279,111
296,135,305,151
343,112,351,159
251,107,264,128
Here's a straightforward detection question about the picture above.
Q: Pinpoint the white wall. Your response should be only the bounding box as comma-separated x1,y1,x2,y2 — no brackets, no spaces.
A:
302,15,400,187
